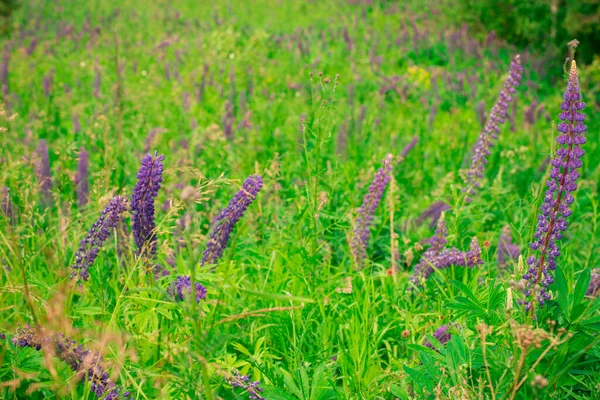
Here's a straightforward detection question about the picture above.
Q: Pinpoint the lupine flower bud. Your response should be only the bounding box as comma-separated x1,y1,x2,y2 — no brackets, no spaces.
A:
424,324,452,350
521,61,587,311
351,154,393,267
168,275,207,302
71,196,128,281
227,370,264,400
131,152,165,258
464,55,522,199
76,148,89,208
201,175,263,266
498,225,520,269
12,325,130,399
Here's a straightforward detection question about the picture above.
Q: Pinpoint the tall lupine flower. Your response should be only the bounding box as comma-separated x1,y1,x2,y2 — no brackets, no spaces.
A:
168,275,207,303
498,225,520,269
227,370,264,400
400,135,418,159
71,196,128,281
131,152,164,258
521,61,587,311
73,113,81,134
351,154,393,267
76,148,89,208
416,200,451,229
463,55,522,200
12,326,129,399
587,269,600,298
43,69,54,97
222,101,234,140
201,175,263,266
424,324,453,350
35,139,53,208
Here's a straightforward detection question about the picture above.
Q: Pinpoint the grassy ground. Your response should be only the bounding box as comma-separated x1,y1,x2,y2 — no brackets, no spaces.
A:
1,0,599,399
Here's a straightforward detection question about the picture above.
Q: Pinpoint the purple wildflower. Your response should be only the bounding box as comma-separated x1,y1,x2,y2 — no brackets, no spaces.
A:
464,55,522,199
222,101,234,140
168,275,207,302
143,128,167,153
201,175,263,266
12,326,129,399
416,200,451,229
131,153,164,258
587,269,600,298
26,37,38,56
498,225,520,269
76,148,89,208
43,69,54,97
1,44,9,97
73,113,81,134
521,61,587,311
227,370,264,400
93,67,101,98
1,186,13,223
400,135,418,158
424,324,453,350
71,196,128,281
351,154,393,267
35,139,53,208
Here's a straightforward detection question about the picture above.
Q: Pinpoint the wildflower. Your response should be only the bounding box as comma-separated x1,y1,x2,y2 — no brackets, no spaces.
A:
400,135,418,159
227,370,264,400
35,139,53,208
351,154,393,267
498,225,520,269
71,196,128,281
76,148,89,208
168,275,207,302
1,186,13,223
521,61,586,311
12,325,129,399
464,55,522,199
424,325,452,350
131,152,165,258
587,269,600,298
73,113,81,133
201,175,263,266
416,200,451,229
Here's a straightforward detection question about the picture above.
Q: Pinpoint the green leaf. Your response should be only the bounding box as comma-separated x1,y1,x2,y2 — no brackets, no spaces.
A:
554,265,569,317
573,269,591,306
450,280,482,306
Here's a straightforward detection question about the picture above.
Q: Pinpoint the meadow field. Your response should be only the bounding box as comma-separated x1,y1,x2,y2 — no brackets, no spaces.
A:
1,0,599,399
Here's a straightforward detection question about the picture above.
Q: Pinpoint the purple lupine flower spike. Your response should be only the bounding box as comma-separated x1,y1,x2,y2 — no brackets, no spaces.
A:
168,275,207,302
93,66,101,98
416,200,451,229
497,225,520,269
464,55,522,200
227,370,265,400
424,324,453,351
521,61,587,311
71,196,128,281
76,148,89,208
35,139,53,208
400,135,418,158
351,154,393,267
587,269,600,298
73,113,81,134
12,326,129,399
131,152,165,258
201,175,263,266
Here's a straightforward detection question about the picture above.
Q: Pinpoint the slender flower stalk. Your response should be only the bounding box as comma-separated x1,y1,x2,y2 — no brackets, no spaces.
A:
498,225,520,270
12,325,129,399
35,139,53,208
131,152,165,258
71,196,128,281
76,147,89,208
522,61,587,311
201,175,263,266
351,154,393,267
227,370,264,400
463,55,522,199
168,275,207,303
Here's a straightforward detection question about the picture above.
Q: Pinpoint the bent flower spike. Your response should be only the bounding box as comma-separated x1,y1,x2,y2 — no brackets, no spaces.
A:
521,61,587,311
131,152,165,258
71,196,128,281
201,175,263,266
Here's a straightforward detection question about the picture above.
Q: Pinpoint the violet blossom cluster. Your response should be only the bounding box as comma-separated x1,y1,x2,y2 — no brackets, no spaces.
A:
411,215,483,285
351,154,393,267
497,225,520,270
227,370,264,400
71,196,128,281
521,61,587,311
131,152,165,258
201,175,263,266
12,325,130,399
587,269,600,298
168,275,207,303
424,324,453,350
463,55,522,199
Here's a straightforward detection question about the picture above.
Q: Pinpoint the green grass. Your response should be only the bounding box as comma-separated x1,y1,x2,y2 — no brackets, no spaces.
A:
1,0,599,399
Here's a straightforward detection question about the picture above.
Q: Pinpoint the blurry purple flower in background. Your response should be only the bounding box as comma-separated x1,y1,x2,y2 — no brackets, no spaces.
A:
1,186,14,223
1,44,10,98
43,69,54,97
521,61,587,311
76,148,89,208
35,139,53,208
26,37,38,56
416,200,451,229
222,101,234,140
400,135,418,159
93,66,101,98
12,326,129,399
476,100,486,128
464,55,522,200
227,370,264,400
182,92,190,112
587,269,600,298
144,128,167,153
424,324,453,350
497,225,520,269
73,113,81,134
201,175,263,266
351,154,393,267
131,152,164,258
168,275,207,303
71,196,128,281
